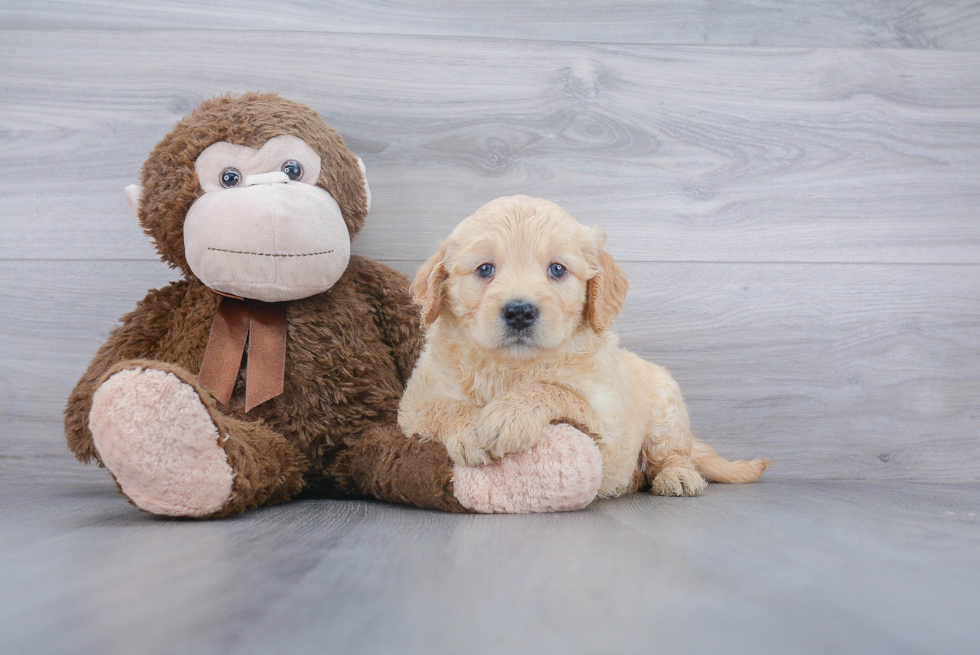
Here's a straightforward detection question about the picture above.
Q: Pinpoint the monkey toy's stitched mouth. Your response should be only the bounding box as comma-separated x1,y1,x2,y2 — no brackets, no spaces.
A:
207,247,334,258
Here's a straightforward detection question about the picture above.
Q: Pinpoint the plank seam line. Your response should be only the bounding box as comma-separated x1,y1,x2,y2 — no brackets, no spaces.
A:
1,27,979,53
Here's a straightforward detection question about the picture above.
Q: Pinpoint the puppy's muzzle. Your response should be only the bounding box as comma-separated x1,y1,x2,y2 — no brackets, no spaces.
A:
502,300,539,332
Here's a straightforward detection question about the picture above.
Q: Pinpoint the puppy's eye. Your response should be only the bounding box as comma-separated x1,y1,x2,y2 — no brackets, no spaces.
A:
476,263,495,279
281,160,303,181
219,168,242,188
548,263,567,279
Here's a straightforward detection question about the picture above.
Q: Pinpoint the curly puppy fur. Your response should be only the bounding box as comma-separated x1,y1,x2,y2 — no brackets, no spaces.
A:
65,93,465,517
399,195,770,498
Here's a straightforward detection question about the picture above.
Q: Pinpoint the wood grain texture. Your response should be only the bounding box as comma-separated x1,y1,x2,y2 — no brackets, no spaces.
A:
2,6,979,653
3,30,980,263
2,456,978,654
2,1,980,49
4,259,978,481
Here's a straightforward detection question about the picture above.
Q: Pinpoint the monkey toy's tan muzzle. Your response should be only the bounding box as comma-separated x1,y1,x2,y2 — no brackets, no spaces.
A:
183,174,351,302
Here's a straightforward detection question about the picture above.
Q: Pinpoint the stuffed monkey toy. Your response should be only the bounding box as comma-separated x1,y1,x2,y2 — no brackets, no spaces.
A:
64,93,603,518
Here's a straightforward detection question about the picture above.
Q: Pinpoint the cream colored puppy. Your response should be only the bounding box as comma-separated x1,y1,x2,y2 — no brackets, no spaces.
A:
399,196,769,498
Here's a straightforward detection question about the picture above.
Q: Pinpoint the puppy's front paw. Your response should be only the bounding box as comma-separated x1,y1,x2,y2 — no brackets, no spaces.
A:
651,467,707,497
440,426,493,467
474,399,544,460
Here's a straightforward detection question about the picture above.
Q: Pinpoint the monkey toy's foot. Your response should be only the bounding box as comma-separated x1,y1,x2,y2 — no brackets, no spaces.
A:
451,423,603,513
89,366,234,518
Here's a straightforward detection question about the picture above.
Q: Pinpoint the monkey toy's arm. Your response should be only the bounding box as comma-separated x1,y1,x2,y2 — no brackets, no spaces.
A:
64,283,187,464
330,257,469,511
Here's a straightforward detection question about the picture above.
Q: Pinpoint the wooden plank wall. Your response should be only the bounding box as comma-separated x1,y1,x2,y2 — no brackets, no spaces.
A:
1,2,979,480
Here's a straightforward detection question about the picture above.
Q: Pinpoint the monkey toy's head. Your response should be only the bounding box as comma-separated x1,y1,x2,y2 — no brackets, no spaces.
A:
126,92,371,302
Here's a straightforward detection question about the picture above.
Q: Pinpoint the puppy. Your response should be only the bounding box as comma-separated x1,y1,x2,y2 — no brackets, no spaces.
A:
399,196,769,498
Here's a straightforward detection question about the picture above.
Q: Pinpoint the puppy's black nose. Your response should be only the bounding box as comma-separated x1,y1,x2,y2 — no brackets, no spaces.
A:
502,301,539,332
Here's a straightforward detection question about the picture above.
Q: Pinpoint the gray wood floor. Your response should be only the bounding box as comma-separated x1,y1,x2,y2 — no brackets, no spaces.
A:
1,2,979,653
2,445,979,655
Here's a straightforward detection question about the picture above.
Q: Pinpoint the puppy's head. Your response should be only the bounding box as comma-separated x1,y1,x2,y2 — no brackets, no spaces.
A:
412,195,628,357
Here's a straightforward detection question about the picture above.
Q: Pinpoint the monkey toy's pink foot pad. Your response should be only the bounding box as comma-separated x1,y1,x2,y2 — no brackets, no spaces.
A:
452,424,603,513
89,367,233,518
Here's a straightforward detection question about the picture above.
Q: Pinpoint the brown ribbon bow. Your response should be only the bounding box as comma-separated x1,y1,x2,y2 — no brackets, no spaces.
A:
198,296,288,412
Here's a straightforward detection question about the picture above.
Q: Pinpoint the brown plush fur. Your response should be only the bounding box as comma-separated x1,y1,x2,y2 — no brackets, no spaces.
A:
139,92,369,278
64,93,466,516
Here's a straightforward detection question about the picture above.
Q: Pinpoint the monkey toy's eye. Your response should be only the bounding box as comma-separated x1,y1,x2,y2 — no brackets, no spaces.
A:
281,160,303,181
548,263,567,279
219,168,242,188
477,263,495,279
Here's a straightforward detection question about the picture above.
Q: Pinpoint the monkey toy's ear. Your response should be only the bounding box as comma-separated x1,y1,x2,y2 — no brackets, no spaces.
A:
124,184,142,219
356,158,372,214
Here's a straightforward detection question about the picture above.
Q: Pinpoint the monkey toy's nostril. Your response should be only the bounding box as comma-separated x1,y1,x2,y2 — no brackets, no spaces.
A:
502,301,539,332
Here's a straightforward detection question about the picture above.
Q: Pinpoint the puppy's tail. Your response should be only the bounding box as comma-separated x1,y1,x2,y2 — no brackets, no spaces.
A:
691,441,770,483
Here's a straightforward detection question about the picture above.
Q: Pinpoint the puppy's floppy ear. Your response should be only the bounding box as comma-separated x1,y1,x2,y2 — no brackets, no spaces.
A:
411,240,451,327
585,229,629,333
